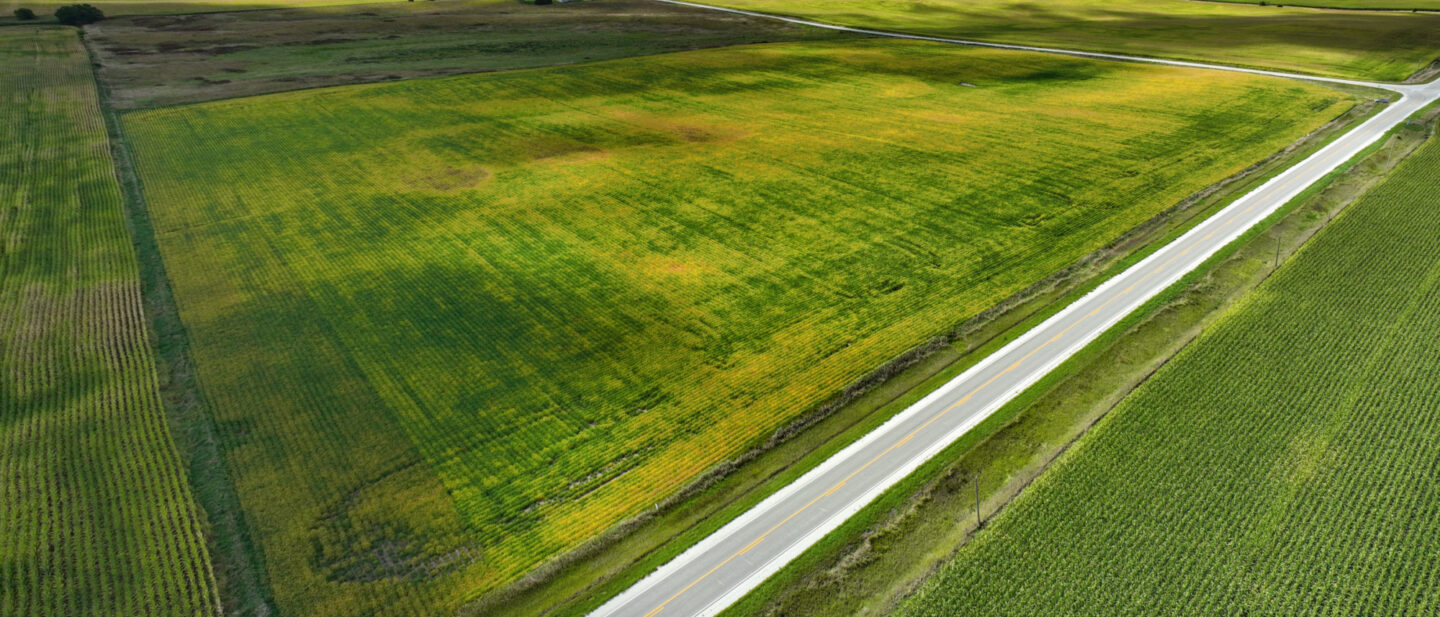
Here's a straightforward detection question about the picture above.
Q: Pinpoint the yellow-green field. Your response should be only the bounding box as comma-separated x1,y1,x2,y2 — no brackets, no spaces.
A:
0,27,218,617
124,39,1352,614
707,0,1440,81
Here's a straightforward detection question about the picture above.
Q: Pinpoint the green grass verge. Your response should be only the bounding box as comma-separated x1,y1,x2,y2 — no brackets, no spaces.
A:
705,0,1440,81
81,25,282,617
897,100,1440,616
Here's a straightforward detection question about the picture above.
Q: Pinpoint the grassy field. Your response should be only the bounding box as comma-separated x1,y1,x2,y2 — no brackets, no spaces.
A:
0,27,218,617
86,0,856,109
899,107,1440,617
123,39,1351,615
706,0,1440,81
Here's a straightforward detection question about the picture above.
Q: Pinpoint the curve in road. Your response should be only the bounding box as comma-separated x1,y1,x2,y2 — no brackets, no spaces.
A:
593,5,1440,617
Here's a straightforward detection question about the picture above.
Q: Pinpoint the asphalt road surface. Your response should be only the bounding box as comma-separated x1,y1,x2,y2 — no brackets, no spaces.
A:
593,6,1440,617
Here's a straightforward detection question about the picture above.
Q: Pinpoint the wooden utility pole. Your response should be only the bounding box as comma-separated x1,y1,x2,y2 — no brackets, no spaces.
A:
974,472,981,528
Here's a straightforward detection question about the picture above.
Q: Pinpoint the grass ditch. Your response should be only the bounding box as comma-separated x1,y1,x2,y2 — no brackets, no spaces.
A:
473,83,1386,617
720,94,1440,617
80,29,280,617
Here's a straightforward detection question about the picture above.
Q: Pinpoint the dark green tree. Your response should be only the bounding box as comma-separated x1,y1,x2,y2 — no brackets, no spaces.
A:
13,7,37,19
54,3,104,26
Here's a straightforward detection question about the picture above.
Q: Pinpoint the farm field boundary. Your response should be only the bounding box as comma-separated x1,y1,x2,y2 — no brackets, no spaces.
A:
80,28,282,617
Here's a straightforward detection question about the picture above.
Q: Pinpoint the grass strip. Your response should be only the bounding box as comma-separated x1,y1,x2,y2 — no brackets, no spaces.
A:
80,29,280,617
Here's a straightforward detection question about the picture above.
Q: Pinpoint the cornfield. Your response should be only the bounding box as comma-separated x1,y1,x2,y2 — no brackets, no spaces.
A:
901,117,1440,616
0,28,219,617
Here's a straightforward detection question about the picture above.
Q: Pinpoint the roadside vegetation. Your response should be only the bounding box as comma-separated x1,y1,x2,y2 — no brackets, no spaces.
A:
898,103,1440,616
84,0,859,109
119,38,1351,615
706,0,1440,81
0,27,218,617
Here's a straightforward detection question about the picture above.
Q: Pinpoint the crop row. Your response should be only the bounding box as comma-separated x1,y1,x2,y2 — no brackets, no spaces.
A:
0,29,218,617
901,117,1440,616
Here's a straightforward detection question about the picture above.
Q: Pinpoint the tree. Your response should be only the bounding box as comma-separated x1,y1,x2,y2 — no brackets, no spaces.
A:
54,3,104,26
13,7,36,19
535,0,553,5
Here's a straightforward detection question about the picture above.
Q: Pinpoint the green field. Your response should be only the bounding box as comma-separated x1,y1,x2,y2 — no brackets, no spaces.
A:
123,39,1352,614
707,0,1440,81
899,111,1440,616
0,27,218,617
86,0,855,109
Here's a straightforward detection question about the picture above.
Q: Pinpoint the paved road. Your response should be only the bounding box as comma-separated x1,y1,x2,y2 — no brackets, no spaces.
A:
657,0,1409,89
593,6,1440,617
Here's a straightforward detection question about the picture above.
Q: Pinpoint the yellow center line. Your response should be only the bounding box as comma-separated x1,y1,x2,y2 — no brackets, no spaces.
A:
643,539,763,617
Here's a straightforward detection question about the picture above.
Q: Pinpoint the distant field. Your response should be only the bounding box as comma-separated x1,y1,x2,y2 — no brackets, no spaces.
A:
706,0,1440,81
87,0,856,109
900,113,1440,616
0,0,390,16
1213,0,1440,9
0,27,218,617
124,40,1351,615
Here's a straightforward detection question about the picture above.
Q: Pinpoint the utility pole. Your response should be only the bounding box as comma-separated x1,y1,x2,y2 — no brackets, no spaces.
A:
974,471,981,529
1275,235,1281,270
